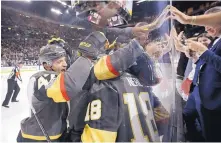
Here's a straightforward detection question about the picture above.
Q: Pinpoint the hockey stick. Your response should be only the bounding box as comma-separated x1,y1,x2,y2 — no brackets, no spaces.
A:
27,77,52,143
32,109,52,143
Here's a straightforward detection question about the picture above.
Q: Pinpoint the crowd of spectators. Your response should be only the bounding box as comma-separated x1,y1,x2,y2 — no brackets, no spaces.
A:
1,6,88,67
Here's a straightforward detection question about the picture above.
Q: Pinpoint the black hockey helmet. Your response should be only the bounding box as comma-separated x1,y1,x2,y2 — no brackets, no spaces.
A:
48,37,76,67
39,44,66,66
78,31,109,59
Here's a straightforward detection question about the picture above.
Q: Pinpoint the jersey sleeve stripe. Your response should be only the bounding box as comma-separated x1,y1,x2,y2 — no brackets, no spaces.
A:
60,73,70,101
94,56,119,80
106,55,120,76
81,124,117,142
47,74,69,102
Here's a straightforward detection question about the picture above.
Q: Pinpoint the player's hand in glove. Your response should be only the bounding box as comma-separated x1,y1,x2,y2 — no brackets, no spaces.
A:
140,5,170,32
132,6,170,37
169,5,191,25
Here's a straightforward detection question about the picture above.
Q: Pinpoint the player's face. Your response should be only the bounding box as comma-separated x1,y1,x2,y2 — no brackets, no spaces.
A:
198,36,211,47
52,57,67,73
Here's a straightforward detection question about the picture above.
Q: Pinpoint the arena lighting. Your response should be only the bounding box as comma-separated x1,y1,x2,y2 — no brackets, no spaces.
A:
56,0,67,6
51,8,63,15
23,0,31,2
66,10,69,14
137,0,152,3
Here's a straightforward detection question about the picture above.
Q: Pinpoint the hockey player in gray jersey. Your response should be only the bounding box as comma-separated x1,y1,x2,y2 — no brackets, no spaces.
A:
17,44,69,142
67,30,169,142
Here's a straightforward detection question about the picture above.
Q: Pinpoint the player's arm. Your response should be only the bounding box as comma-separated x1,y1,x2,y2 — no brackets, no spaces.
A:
46,39,142,102
94,39,144,80
81,83,120,142
46,57,92,102
128,52,161,86
104,27,133,41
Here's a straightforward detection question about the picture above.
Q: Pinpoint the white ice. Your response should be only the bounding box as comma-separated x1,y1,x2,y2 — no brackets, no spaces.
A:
1,71,38,143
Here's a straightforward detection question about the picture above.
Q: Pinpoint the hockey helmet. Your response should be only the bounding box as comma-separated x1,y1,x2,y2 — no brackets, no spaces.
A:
48,37,77,67
39,44,66,66
78,31,109,59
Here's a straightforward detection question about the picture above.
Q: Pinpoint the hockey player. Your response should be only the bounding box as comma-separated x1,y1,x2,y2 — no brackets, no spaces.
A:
81,71,161,142
68,31,169,142
17,44,69,142
2,62,23,108
17,37,84,142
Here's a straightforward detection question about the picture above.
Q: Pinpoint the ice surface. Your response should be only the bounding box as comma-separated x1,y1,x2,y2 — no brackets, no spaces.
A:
1,71,38,142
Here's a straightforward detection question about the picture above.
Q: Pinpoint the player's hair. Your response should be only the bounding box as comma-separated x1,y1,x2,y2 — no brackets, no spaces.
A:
205,6,221,14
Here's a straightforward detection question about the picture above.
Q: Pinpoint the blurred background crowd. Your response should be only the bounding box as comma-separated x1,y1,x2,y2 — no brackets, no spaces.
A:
1,6,89,66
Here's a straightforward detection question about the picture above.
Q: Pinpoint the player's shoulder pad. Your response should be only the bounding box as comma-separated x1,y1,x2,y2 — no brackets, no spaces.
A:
30,71,58,79
90,81,118,94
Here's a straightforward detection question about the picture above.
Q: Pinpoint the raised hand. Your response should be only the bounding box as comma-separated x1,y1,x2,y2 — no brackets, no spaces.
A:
169,5,191,25
162,33,172,54
186,39,208,55
133,5,170,36
171,27,186,53
150,5,170,29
